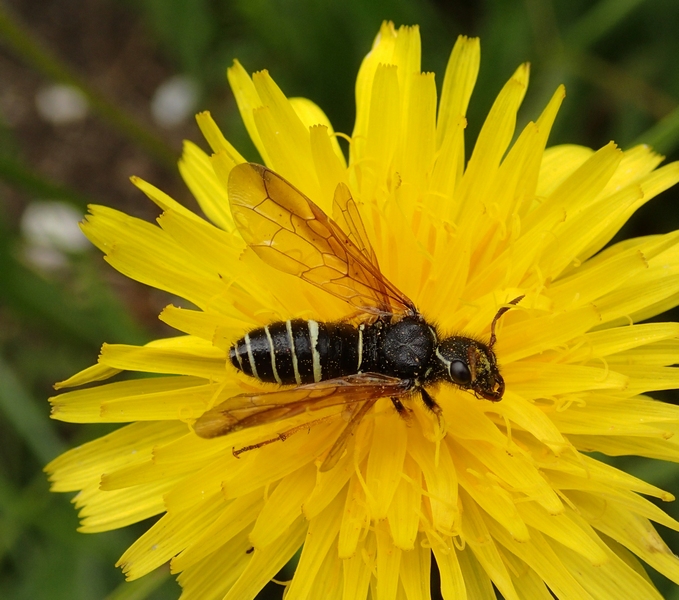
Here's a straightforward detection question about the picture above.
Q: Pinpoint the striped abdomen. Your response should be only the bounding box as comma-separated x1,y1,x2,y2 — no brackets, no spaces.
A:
230,319,368,385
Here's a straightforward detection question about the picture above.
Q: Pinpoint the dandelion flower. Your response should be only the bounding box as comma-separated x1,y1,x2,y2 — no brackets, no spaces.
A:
47,22,679,599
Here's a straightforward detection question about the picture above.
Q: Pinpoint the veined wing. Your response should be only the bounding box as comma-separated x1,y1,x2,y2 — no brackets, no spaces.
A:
193,373,409,439
319,398,377,471
228,163,415,316
331,182,378,270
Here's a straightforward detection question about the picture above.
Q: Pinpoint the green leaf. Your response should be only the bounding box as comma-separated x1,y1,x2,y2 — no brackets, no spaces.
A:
0,358,65,463
632,105,679,156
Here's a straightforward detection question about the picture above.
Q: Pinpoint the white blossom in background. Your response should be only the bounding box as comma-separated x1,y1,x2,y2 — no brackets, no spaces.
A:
21,201,89,271
35,84,88,125
150,75,199,128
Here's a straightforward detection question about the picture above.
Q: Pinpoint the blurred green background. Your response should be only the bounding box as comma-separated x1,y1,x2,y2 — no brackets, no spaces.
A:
1,0,679,598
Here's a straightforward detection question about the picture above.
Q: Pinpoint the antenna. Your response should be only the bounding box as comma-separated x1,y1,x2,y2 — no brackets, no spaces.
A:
488,295,524,351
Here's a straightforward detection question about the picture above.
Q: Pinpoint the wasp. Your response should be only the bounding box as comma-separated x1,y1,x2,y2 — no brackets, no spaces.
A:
195,163,522,470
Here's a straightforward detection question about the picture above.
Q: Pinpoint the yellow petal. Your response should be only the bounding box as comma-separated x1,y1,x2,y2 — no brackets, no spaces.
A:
358,63,401,206
453,441,529,543
396,71,436,196
522,141,623,236
251,72,319,200
290,97,346,169
249,463,316,548
100,340,226,379
159,305,249,348
487,391,567,452
437,35,480,149
77,479,173,533
366,408,408,518
117,490,229,579
303,426,371,520
387,455,422,551
130,176,202,223
51,375,208,423
544,452,674,500
195,110,245,163
487,521,594,599
499,304,602,363
375,519,402,600
226,60,269,164
505,362,627,397
342,532,376,599
171,490,264,573
456,438,562,514
503,551,554,600
567,434,679,462
285,490,344,599
537,144,594,197
53,361,121,389
456,546,496,600
338,473,370,559
46,420,186,491
546,246,649,309
392,25,421,88
459,490,519,600
515,502,607,565
309,125,349,212
222,516,307,600
454,63,530,227
175,528,251,600
81,206,226,309
398,533,431,600
543,510,666,600
305,542,344,600
428,535,466,599
407,426,457,534
178,140,235,231
577,161,679,264
352,21,399,163
512,85,566,219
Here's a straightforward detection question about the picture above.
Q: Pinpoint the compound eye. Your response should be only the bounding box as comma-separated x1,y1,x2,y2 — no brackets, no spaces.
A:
449,360,472,385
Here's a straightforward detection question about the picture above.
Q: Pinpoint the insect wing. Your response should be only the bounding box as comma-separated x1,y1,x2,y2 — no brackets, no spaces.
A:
329,182,410,314
332,182,378,269
193,373,408,439
320,398,377,472
228,163,415,315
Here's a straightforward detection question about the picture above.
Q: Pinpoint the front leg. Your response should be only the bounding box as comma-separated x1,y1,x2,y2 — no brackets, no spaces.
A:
420,387,442,416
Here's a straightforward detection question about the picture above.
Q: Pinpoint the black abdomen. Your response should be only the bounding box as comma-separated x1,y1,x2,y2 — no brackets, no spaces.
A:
229,319,363,385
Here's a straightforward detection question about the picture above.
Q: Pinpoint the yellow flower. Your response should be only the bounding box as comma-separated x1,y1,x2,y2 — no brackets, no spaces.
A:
47,22,679,599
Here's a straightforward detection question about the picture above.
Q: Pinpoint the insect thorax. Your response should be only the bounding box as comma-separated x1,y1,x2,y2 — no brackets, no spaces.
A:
376,316,437,380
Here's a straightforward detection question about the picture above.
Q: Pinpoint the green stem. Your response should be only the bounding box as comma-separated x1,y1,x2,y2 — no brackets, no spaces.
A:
565,49,677,121
0,357,65,463
632,105,679,155
104,567,172,600
565,0,650,50
0,5,177,168
0,153,92,209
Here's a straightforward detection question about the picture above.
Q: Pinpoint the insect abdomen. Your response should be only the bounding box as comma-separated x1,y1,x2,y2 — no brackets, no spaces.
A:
230,319,361,385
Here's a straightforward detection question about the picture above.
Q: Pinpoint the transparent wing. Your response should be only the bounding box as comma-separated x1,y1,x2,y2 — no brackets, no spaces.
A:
194,373,409,439
319,397,378,472
332,182,379,268
228,163,416,315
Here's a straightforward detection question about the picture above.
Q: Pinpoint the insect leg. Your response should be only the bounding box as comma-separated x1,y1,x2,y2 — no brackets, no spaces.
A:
419,387,442,416
232,414,336,458
390,396,413,421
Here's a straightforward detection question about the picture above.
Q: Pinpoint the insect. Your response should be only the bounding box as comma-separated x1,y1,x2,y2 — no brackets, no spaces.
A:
194,162,522,470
